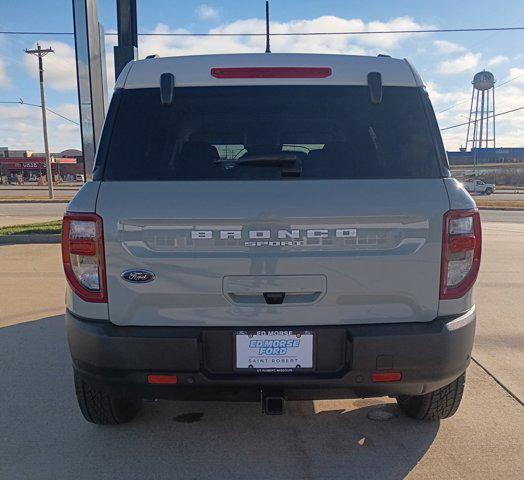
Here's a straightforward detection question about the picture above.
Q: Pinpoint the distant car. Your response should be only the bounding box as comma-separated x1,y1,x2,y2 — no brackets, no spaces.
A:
462,179,495,195
75,174,85,182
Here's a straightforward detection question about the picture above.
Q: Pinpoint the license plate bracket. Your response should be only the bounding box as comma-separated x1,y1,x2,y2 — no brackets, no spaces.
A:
234,330,314,373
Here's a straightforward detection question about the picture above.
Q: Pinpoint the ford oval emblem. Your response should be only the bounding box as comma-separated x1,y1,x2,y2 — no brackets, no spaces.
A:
121,270,156,283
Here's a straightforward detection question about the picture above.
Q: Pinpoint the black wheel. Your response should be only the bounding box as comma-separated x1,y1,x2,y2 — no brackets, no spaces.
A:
485,188,493,195
74,371,142,425
396,372,465,420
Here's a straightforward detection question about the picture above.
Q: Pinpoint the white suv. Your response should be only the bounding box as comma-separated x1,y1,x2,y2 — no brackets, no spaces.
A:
62,53,480,424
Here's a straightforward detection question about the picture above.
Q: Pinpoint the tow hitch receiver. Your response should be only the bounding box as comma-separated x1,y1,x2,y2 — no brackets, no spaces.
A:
261,389,285,415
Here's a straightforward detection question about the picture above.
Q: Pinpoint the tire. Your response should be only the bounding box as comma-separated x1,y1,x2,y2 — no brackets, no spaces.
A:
396,372,466,420
485,188,493,195
74,371,142,425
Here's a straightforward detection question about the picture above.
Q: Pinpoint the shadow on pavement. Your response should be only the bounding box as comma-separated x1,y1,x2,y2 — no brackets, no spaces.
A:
0,315,439,480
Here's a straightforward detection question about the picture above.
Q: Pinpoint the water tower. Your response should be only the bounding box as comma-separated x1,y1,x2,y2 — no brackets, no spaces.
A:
465,70,496,149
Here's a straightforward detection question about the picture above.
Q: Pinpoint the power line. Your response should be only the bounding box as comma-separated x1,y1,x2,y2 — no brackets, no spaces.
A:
0,99,80,125
440,106,524,131
1,26,524,37
437,73,524,114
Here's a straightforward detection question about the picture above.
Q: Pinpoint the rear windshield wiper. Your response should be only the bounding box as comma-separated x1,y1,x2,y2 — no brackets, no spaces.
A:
217,154,302,177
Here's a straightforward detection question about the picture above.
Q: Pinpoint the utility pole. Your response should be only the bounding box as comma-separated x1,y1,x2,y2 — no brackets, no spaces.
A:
265,1,271,53
25,44,54,199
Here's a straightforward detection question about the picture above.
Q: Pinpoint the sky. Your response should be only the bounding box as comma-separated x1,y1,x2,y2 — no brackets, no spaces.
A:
1,0,523,153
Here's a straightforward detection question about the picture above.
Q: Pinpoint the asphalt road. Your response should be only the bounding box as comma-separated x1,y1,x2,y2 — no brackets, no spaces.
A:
0,184,80,196
0,212,522,479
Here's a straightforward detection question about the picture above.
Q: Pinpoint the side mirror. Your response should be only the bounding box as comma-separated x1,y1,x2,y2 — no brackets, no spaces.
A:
160,73,175,106
367,72,383,105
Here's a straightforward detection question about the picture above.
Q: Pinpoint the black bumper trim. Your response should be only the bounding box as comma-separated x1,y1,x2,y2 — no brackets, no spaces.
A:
66,308,476,398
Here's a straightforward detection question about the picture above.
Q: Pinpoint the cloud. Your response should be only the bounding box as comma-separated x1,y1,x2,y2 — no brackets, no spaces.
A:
196,4,220,21
0,103,80,151
0,58,10,87
4,15,522,152
487,55,509,67
433,40,466,55
23,41,77,91
137,16,435,60
507,67,524,84
426,81,469,110
436,52,481,75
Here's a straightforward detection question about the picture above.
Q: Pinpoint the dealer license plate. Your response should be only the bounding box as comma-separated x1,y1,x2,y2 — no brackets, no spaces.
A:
235,330,314,372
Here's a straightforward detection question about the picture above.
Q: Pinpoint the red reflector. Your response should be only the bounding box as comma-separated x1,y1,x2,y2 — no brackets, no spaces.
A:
147,374,178,385
372,372,402,382
70,239,97,256
448,235,476,253
210,67,332,79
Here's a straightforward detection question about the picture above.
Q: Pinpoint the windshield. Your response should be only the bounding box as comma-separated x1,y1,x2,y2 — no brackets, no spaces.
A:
100,85,441,180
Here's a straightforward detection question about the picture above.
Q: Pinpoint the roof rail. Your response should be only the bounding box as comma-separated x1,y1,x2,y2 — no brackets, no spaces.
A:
146,54,159,59
377,54,391,58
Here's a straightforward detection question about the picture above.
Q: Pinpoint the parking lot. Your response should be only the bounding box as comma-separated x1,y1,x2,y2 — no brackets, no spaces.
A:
0,211,523,479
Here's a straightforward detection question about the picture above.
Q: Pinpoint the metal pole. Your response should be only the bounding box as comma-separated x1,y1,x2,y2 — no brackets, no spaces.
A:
465,86,475,149
492,87,496,148
472,91,480,149
472,90,480,177
478,90,485,154
25,44,54,199
486,87,490,148
114,0,138,79
265,1,271,53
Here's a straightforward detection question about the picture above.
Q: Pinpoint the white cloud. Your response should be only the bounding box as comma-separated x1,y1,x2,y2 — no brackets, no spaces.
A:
4,16,522,152
487,55,509,67
0,58,10,87
433,40,466,55
196,4,220,21
0,103,80,151
507,67,524,84
436,52,481,75
426,81,469,109
137,16,434,60
23,41,77,91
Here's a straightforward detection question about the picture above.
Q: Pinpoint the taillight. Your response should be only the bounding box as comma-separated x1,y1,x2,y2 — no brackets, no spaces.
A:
62,212,107,303
440,209,482,299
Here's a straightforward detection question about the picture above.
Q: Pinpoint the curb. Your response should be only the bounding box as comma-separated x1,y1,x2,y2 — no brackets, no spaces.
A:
0,234,61,244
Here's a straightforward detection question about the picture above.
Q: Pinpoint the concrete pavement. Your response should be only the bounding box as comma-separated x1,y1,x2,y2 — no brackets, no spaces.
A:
0,203,66,227
0,212,523,479
474,216,524,400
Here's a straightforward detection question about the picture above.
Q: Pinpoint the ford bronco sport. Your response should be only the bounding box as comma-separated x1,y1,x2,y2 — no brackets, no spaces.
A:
63,53,480,424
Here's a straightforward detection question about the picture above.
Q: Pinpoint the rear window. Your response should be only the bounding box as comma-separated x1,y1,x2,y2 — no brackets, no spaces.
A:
100,86,441,180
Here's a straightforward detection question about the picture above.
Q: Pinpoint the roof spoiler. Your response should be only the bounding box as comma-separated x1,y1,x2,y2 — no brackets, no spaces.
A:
367,72,383,105
160,73,175,106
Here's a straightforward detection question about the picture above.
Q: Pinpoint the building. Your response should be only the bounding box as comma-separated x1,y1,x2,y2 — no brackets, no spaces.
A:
447,148,524,166
0,148,85,181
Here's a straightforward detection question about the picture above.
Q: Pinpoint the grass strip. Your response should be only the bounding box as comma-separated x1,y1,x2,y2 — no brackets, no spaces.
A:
0,220,62,236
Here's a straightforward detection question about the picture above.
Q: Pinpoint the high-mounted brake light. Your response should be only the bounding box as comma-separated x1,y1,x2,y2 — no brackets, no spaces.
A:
210,67,332,79
440,210,482,299
62,212,107,303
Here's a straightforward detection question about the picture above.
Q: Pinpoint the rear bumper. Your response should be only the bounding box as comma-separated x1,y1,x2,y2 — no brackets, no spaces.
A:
66,307,476,400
